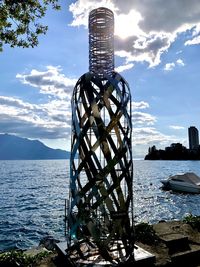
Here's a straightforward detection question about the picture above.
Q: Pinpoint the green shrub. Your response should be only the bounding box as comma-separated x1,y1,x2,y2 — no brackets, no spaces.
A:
0,249,50,267
135,222,157,245
183,214,200,231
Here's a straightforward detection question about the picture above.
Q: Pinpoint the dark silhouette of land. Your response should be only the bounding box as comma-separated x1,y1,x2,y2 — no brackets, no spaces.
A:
0,133,70,160
145,143,200,160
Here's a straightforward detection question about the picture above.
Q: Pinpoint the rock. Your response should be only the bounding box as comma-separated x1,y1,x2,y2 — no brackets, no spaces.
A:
24,246,49,257
39,236,60,251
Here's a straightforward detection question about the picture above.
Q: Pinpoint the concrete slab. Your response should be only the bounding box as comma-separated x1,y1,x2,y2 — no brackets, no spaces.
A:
134,245,155,266
171,244,200,265
56,242,155,266
159,233,190,254
56,241,68,256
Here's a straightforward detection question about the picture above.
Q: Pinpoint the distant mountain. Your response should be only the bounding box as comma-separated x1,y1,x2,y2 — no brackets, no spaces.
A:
0,134,71,160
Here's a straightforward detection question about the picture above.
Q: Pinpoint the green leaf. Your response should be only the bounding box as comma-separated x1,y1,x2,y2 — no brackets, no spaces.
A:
0,0,60,51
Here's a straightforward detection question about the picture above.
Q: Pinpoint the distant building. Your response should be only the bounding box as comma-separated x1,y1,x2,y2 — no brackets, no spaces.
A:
188,126,199,150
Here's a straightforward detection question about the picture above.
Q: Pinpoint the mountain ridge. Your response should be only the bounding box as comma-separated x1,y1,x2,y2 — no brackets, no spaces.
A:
0,134,70,160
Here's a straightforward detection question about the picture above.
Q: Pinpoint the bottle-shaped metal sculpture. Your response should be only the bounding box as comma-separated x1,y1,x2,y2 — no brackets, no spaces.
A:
69,7,134,264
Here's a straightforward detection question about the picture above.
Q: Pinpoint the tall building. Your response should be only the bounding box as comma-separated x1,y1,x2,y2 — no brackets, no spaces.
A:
188,126,199,149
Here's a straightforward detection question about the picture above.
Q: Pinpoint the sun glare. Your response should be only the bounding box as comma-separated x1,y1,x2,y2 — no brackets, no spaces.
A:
115,10,143,39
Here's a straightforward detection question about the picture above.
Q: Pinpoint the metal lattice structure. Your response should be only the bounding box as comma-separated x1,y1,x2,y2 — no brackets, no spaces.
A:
67,7,134,265
89,8,114,77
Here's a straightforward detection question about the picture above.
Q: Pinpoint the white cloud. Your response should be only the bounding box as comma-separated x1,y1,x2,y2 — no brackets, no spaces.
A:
133,127,171,145
9,66,78,140
130,101,187,157
132,126,187,158
164,58,185,71
115,63,134,73
16,66,76,100
185,35,200,45
169,125,185,130
0,91,72,140
185,23,200,45
69,0,117,28
0,96,39,111
176,59,185,66
191,24,200,36
164,62,175,71
115,32,174,67
133,111,156,126
132,101,149,110
69,0,200,68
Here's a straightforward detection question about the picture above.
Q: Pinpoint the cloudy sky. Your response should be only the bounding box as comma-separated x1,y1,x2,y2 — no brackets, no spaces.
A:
1,0,200,158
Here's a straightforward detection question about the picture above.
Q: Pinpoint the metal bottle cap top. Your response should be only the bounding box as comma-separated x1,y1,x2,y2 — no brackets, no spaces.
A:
89,7,114,77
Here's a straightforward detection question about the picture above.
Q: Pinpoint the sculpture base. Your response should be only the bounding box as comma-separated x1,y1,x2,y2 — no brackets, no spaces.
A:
56,240,155,266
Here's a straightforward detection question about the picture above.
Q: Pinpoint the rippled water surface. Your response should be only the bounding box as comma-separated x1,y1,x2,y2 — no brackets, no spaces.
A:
133,160,200,223
1,159,200,251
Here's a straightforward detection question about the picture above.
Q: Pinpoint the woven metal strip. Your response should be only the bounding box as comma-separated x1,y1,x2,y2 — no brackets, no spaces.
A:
89,8,114,77
69,72,134,262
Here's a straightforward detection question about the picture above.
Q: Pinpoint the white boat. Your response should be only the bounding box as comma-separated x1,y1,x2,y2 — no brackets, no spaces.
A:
161,172,200,193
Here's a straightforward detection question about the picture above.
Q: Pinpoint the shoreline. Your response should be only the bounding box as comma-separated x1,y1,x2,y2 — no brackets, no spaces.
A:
1,217,200,267
139,219,200,266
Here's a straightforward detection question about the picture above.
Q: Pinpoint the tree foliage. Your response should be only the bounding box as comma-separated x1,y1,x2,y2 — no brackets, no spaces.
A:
0,0,60,51
145,142,200,160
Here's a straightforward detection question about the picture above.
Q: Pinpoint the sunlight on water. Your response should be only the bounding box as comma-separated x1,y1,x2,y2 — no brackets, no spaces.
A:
133,160,200,223
0,159,200,251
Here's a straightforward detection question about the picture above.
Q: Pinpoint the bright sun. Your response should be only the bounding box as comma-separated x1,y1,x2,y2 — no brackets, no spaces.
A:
114,10,143,39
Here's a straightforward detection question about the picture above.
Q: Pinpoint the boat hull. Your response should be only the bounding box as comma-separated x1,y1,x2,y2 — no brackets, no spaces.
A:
161,180,200,194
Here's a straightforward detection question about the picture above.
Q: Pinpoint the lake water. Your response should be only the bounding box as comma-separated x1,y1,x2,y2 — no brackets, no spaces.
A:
1,159,200,251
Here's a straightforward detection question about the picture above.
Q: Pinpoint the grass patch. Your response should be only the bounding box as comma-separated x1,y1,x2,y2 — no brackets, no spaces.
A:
0,249,51,267
183,214,200,231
